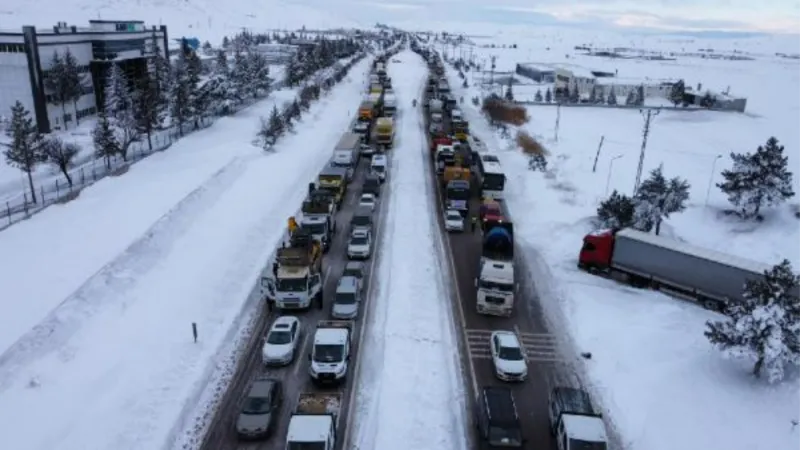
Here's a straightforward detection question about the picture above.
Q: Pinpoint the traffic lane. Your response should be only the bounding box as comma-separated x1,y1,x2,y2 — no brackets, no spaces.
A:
253,156,372,450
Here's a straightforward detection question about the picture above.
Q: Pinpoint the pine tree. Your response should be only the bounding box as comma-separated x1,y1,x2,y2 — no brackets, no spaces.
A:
148,51,172,118
636,84,645,106
588,85,598,103
170,57,192,136
545,88,552,103
596,190,636,229
569,83,580,103
222,36,230,49
633,164,691,235
246,51,272,98
207,50,234,114
132,76,163,151
259,105,285,149
186,53,206,129
231,50,250,102
41,137,79,187
717,137,795,219
93,110,119,168
607,86,618,105
528,153,547,171
534,89,543,102
104,64,140,160
282,104,295,132
504,78,514,101
289,98,301,119
705,260,800,383
669,79,685,106
44,51,71,129
2,101,45,203
625,89,637,106
62,49,84,125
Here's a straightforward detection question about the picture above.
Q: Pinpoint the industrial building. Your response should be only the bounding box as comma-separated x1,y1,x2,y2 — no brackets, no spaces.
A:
0,20,168,133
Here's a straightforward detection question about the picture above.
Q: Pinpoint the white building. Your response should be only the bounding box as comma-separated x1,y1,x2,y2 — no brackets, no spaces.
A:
0,20,168,133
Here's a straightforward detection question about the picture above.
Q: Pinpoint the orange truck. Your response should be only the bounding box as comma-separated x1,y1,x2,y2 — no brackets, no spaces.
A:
358,101,375,121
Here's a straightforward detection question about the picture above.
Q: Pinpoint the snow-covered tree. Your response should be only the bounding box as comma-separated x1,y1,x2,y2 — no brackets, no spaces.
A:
624,89,637,106
568,83,580,103
44,51,72,129
148,51,172,116
103,65,140,160
633,164,691,235
528,153,547,172
92,110,119,169
3,101,44,203
668,79,685,106
705,259,800,383
61,49,84,125
258,105,285,149
504,78,514,102
132,75,165,151
169,56,192,136
246,51,272,98
606,86,618,105
545,87,552,103
41,137,79,187
717,137,795,219
588,85,599,103
636,84,645,106
207,50,234,113
186,53,207,129
596,190,636,229
534,89,543,102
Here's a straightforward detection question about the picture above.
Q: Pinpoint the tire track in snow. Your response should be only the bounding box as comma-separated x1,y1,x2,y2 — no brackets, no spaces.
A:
0,155,251,388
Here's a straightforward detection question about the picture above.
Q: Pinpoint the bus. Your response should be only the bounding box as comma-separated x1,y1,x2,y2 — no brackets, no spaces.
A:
476,154,506,200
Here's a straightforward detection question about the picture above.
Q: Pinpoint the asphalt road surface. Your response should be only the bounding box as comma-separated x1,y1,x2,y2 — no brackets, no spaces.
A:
421,65,570,449
200,123,391,450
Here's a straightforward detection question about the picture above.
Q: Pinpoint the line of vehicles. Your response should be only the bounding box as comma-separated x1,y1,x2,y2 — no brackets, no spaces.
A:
412,39,610,450
232,46,402,450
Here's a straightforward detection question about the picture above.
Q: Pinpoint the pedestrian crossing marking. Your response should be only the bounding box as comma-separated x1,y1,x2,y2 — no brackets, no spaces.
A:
464,328,565,363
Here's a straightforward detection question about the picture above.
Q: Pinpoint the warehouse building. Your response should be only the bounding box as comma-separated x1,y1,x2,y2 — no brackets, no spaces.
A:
0,20,168,133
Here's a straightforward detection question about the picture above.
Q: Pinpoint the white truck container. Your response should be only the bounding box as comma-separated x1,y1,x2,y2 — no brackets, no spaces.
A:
286,392,341,450
332,132,360,169
476,220,516,316
308,320,353,385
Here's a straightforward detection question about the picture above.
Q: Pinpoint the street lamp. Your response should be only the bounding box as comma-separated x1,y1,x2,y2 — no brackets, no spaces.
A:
605,154,624,196
705,154,723,208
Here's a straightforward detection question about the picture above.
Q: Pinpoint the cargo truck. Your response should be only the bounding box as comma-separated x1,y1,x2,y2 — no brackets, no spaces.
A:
285,392,341,450
429,99,444,123
308,320,353,385
332,132,360,171
299,195,336,253
317,165,349,206
358,101,375,122
383,93,398,116
577,228,795,311
261,227,323,310
548,387,608,450
374,117,394,149
445,179,470,214
476,219,516,316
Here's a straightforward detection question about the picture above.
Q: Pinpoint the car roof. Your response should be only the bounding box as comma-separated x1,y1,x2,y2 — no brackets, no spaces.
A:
272,316,298,329
361,192,375,198
345,261,365,270
336,276,359,292
492,330,521,348
351,229,369,238
248,378,276,397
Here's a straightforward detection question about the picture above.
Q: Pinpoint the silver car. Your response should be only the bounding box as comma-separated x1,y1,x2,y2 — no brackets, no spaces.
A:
236,377,282,439
331,276,362,319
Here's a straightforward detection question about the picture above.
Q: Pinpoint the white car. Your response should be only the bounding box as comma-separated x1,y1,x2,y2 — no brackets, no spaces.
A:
490,330,528,381
347,229,373,260
262,316,301,366
359,193,377,212
444,209,464,232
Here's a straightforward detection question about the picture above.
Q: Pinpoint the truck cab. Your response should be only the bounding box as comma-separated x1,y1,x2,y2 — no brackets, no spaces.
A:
445,180,470,213
308,321,352,385
299,214,335,253
548,387,608,450
263,229,323,310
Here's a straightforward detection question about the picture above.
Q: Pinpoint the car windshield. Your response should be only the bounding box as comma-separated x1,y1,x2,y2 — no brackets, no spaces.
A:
276,277,306,292
267,330,292,345
569,440,607,450
301,223,326,235
352,216,370,226
499,345,524,361
336,292,357,304
350,237,368,246
361,196,374,204
313,344,344,363
242,396,271,415
287,443,326,450
446,188,470,200
371,165,385,173
447,212,462,220
479,280,513,292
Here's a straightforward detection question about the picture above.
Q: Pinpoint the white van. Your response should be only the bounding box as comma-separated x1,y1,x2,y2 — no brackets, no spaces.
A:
370,154,388,183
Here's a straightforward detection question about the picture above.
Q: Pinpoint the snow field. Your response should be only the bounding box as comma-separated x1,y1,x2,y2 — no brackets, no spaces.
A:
351,49,468,450
444,32,800,450
0,57,373,450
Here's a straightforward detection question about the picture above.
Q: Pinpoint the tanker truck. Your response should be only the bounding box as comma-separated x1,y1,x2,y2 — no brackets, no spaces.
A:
475,218,516,316
578,227,799,311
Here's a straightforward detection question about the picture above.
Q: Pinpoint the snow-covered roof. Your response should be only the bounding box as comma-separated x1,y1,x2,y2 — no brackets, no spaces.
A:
277,266,309,278
518,62,555,73
481,260,514,282
562,414,608,442
287,415,333,442
595,76,675,86
617,228,773,275
314,328,347,345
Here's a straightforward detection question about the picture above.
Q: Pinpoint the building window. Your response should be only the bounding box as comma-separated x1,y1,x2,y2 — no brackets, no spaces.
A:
92,39,145,59
0,43,25,53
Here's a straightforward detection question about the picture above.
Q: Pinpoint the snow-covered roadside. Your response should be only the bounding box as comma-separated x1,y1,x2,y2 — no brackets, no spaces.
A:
0,58,374,450
444,63,800,450
0,87,297,359
351,50,468,450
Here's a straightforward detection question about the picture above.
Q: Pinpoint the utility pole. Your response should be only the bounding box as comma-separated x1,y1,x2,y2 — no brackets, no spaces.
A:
633,108,660,194
592,135,605,172
489,55,497,96
554,103,561,142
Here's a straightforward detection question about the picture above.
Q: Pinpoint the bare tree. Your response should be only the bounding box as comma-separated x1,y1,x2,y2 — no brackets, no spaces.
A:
41,137,80,187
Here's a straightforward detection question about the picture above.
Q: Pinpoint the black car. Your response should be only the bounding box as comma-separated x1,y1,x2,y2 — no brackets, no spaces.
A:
363,174,381,197
475,386,524,448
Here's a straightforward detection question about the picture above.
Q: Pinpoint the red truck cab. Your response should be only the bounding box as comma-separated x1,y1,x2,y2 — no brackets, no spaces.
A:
578,229,616,270
480,200,503,222
431,136,452,153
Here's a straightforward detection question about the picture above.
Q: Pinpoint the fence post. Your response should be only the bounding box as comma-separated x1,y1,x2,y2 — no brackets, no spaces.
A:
55,179,60,198
40,185,45,204
92,166,97,181
80,167,85,185
5,201,10,224
23,193,29,215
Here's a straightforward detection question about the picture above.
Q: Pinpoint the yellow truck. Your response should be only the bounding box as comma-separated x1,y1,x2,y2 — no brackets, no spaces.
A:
317,165,348,205
442,166,470,185
374,117,394,149
369,83,383,95
358,101,375,122
452,119,470,141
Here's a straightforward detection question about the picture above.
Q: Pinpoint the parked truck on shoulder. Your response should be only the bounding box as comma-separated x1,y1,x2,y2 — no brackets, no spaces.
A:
548,387,608,450
308,320,353,385
285,392,341,450
262,226,323,310
476,218,516,316
577,227,797,311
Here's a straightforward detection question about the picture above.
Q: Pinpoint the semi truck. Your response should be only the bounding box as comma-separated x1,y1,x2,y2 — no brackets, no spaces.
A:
332,132,360,171
285,392,341,450
383,93,398,116
445,179,470,213
428,99,444,123
374,117,394,149
476,218,516,316
308,320,353,385
299,196,336,253
262,227,323,310
577,227,796,311
548,387,608,450
317,165,349,206
358,100,375,122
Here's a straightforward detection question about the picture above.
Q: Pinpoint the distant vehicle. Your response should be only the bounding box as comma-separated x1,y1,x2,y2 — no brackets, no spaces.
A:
262,316,301,366
363,174,382,197
343,261,366,290
548,387,608,450
331,275,362,319
476,154,506,201
353,121,370,135
490,331,527,381
347,229,373,260
370,154,388,183
236,377,282,439
474,386,524,447
359,193,377,212
444,209,464,232
350,206,373,234
360,143,375,158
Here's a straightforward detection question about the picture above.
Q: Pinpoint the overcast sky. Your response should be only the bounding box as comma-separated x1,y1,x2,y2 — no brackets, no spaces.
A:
299,0,800,34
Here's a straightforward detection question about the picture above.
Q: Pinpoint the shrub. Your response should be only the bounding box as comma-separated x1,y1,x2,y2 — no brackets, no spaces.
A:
482,95,529,126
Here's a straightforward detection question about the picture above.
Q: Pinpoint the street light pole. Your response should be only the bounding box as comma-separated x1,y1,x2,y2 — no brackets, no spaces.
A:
605,154,624,196
705,154,722,208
